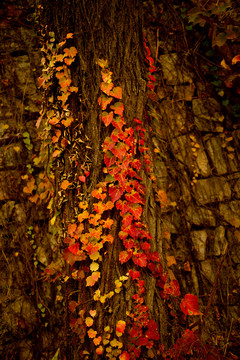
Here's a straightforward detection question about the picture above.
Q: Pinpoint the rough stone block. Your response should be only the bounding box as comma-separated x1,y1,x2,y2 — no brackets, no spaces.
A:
0,143,23,169
0,170,22,200
219,201,240,228
191,230,208,260
192,98,223,132
171,135,211,176
186,205,216,226
159,53,193,85
194,177,231,205
213,226,227,256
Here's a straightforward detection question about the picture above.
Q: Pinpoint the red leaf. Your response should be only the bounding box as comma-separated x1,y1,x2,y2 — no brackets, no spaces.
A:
100,111,113,126
79,176,86,182
148,74,156,82
104,151,116,167
119,250,132,264
129,269,140,279
164,279,180,297
122,212,133,227
116,200,130,215
180,294,202,315
123,239,135,249
109,185,124,202
125,190,144,204
111,142,128,160
112,116,125,130
133,253,147,267
128,204,143,220
146,320,160,340
140,241,150,251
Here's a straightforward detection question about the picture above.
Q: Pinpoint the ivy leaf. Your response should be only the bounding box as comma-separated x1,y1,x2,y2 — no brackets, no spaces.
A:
111,142,128,160
119,250,132,264
96,346,104,355
164,279,180,297
63,248,86,265
109,185,124,202
68,223,77,236
100,111,114,126
116,320,126,337
96,58,108,68
232,54,240,65
133,253,147,267
61,180,72,190
87,328,97,338
79,175,86,182
129,270,140,279
119,351,130,360
109,86,122,99
146,320,160,341
90,262,99,271
128,203,143,220
86,271,101,286
110,101,124,116
180,294,202,315
62,116,74,127
64,46,77,58
101,82,114,95
112,116,125,130
98,94,113,110
125,190,144,204
85,317,94,327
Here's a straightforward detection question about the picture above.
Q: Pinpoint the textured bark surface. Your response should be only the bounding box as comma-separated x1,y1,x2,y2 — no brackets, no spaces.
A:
0,0,240,359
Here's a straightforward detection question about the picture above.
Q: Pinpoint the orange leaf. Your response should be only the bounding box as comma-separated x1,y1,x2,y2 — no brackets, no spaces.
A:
109,86,122,99
66,33,74,39
96,58,108,68
61,180,72,190
119,351,130,360
110,101,124,116
85,317,94,327
101,82,114,95
93,336,102,346
87,328,97,338
98,94,113,110
52,149,62,157
86,271,101,286
68,223,77,236
79,175,86,182
100,111,114,126
62,116,74,127
89,310,97,317
64,46,77,58
116,320,126,336
23,177,35,194
96,346,104,355
232,54,240,65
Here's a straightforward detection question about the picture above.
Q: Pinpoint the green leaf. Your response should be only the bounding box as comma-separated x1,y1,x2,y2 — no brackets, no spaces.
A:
222,99,229,106
23,132,30,138
23,138,31,145
185,25,193,31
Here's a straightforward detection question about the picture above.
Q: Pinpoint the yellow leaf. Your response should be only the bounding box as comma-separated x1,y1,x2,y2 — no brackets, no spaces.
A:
13,146,21,152
90,262,99,271
220,59,231,70
85,317,94,327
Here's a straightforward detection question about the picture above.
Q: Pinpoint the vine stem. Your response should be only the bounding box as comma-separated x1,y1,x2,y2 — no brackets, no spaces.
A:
189,242,228,329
